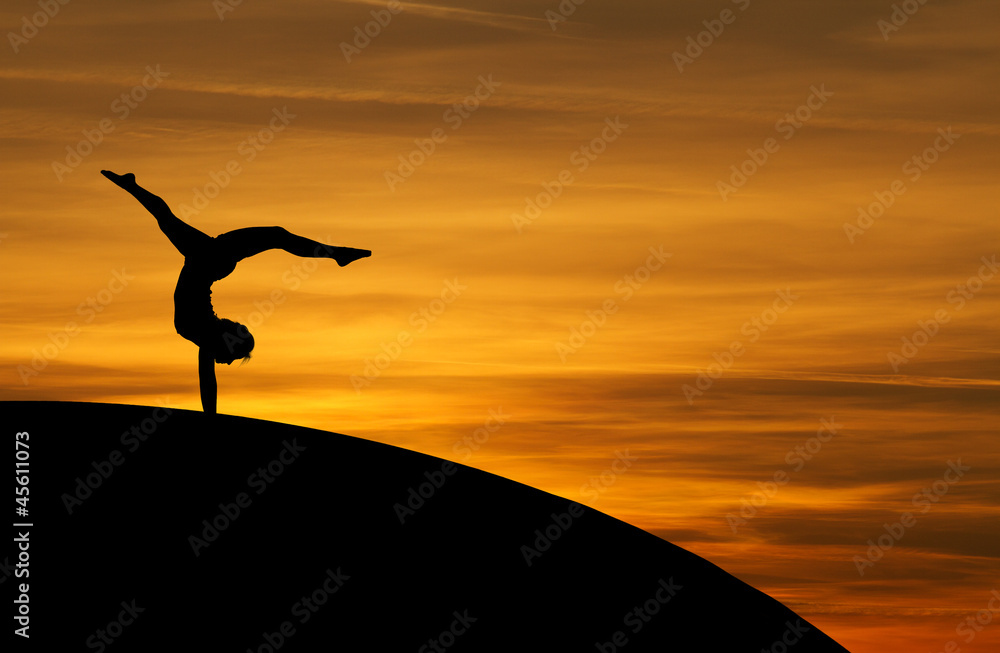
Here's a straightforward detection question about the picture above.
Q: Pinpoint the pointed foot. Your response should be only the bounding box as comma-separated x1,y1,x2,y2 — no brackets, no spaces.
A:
332,247,371,267
101,170,136,188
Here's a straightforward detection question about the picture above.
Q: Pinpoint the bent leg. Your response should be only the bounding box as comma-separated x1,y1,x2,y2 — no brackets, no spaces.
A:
102,171,211,257
215,226,370,266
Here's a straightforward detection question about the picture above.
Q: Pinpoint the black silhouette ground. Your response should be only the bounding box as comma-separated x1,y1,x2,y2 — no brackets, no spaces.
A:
6,401,850,651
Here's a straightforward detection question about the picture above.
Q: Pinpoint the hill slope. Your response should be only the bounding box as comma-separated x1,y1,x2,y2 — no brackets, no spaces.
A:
5,401,849,652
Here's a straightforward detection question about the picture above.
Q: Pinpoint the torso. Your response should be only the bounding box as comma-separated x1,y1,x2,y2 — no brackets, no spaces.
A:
173,246,239,346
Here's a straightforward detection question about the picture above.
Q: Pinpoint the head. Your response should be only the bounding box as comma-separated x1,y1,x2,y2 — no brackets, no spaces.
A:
215,319,254,365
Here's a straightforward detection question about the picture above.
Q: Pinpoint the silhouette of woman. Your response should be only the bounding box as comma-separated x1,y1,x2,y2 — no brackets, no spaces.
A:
101,170,370,414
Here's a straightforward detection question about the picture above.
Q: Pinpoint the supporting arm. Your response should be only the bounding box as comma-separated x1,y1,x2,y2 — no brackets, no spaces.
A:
198,346,217,414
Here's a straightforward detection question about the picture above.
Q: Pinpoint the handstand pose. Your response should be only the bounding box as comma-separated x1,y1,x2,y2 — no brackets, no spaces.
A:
101,170,370,414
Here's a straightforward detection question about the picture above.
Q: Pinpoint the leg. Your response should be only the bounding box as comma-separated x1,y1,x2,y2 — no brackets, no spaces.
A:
214,226,370,266
102,171,211,257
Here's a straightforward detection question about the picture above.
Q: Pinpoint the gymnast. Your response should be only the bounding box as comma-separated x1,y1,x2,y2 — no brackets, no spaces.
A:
101,170,370,414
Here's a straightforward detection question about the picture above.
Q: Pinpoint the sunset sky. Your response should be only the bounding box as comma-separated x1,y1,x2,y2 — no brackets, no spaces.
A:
2,0,998,650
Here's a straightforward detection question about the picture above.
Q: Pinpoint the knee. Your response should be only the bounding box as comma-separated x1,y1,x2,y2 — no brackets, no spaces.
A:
251,226,290,246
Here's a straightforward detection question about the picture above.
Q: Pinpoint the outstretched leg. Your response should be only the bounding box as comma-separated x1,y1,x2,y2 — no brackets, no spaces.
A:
102,170,211,257
215,226,371,267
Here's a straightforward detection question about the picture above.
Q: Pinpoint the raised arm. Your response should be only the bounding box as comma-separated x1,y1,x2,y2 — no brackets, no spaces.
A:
198,346,218,414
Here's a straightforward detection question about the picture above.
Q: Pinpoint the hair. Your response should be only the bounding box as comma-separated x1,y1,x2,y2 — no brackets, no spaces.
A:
216,319,255,363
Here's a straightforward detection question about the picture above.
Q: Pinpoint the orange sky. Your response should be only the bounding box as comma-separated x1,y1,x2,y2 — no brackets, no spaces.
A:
2,1,998,650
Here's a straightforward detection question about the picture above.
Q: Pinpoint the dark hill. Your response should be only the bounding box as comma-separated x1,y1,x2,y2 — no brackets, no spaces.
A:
4,401,849,652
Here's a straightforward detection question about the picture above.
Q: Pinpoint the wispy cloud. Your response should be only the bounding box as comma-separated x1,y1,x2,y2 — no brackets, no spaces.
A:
339,0,552,32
